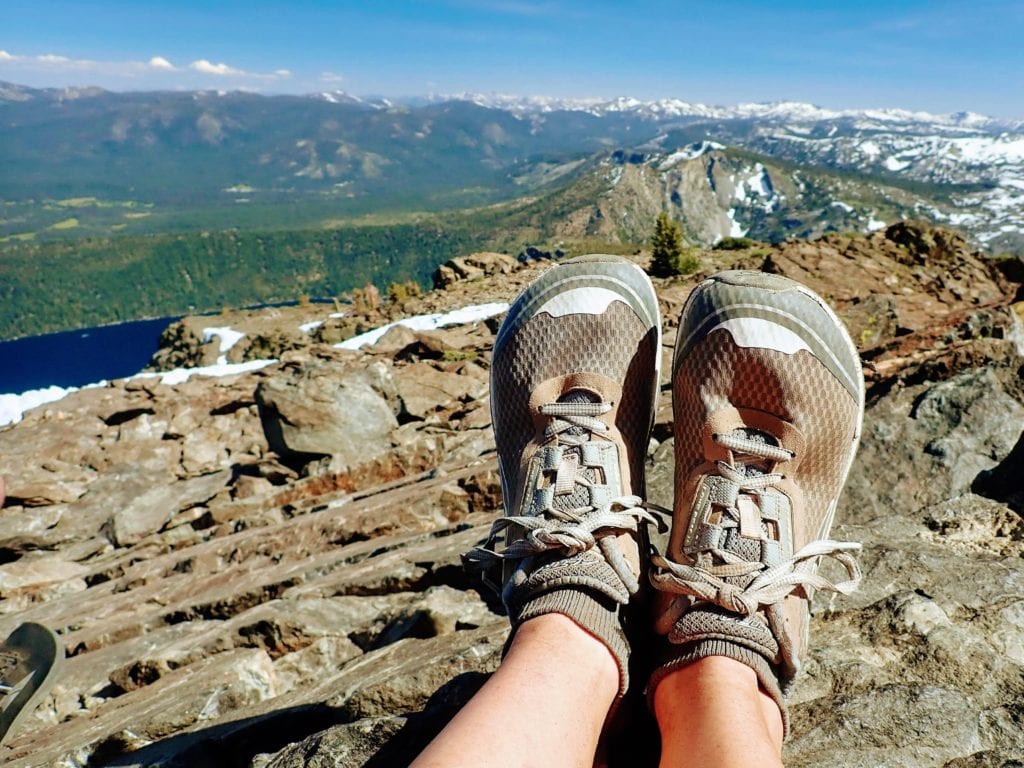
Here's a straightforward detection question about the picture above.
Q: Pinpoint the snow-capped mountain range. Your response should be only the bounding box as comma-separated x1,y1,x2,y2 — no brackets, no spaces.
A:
430,92,1023,132
2,80,1023,253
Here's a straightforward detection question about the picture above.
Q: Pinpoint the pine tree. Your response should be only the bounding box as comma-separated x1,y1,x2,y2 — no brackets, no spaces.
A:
649,212,686,277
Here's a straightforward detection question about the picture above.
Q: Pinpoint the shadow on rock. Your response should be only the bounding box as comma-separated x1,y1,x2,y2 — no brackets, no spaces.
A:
973,427,1024,515
262,671,492,768
96,671,491,768
101,702,342,768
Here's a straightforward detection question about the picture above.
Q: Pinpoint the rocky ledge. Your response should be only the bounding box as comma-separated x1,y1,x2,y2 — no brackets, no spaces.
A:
1,225,1023,767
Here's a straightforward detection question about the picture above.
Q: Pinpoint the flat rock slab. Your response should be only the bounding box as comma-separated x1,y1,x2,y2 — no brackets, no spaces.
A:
0,554,89,599
89,624,507,768
107,469,232,546
2,648,279,767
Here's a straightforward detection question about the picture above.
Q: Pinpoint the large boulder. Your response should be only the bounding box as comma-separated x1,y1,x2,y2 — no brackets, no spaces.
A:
433,252,520,289
256,356,400,468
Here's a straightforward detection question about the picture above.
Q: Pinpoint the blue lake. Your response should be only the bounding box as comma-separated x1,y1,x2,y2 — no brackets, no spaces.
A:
0,317,180,394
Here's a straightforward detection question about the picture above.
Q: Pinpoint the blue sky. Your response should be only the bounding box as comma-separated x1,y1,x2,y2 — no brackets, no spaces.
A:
2,0,1023,117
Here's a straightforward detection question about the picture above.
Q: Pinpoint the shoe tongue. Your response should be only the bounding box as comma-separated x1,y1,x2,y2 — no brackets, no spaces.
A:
730,427,778,479
550,390,602,511
557,389,600,437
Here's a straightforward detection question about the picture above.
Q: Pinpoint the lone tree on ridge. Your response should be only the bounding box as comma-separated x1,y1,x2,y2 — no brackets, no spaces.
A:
649,212,690,277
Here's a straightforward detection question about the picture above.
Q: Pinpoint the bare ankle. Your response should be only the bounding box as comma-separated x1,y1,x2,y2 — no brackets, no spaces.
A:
509,613,619,692
654,656,784,768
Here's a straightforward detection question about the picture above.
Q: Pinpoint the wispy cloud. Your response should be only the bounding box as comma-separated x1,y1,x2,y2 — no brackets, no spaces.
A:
320,71,345,84
441,0,589,20
0,50,161,74
471,0,558,16
0,50,291,82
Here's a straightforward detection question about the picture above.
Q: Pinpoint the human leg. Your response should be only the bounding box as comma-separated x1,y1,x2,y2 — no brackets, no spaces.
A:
653,656,783,768
649,270,865,747
411,613,618,768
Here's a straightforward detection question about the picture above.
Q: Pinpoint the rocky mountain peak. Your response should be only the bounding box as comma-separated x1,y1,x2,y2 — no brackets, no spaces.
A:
0,229,1022,766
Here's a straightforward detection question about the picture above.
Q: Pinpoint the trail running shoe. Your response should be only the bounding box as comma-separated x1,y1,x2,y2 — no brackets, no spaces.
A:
0,622,63,744
649,270,864,730
467,254,662,694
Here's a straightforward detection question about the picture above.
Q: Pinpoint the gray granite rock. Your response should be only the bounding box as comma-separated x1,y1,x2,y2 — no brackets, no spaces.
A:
256,359,399,466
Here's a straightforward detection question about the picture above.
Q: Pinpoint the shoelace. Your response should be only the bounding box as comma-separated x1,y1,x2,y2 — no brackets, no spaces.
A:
468,400,663,597
650,433,861,616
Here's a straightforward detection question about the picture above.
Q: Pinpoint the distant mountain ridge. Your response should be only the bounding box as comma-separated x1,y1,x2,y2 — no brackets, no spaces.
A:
1,79,1022,253
433,91,1022,132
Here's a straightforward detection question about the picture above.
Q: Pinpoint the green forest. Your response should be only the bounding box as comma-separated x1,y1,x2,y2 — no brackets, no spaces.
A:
0,220,494,339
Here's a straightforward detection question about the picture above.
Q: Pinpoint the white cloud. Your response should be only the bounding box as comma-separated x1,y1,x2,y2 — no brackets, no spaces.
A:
320,71,345,84
190,59,245,76
0,50,288,80
0,49,293,88
189,59,290,80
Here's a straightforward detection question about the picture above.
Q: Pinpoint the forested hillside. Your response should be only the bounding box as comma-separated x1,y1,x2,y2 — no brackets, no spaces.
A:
0,222,488,338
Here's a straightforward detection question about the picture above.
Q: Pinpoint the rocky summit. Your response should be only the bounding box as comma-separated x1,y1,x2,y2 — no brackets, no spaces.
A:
1,225,1023,767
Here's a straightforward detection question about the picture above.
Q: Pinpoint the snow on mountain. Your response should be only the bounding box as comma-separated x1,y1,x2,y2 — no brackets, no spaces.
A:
656,141,724,168
754,129,1024,246
434,92,1017,133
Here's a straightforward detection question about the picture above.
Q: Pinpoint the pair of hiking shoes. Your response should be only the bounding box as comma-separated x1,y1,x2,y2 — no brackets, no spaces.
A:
470,255,864,730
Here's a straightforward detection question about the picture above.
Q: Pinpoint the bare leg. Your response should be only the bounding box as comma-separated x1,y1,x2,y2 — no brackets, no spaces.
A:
411,613,618,768
653,656,784,768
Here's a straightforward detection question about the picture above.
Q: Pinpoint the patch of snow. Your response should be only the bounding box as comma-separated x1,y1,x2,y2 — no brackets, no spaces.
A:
949,135,1024,163
831,201,854,213
746,165,771,197
1,352,279,426
727,209,746,238
137,359,275,386
336,302,509,350
0,384,102,427
884,156,911,171
733,178,747,203
859,140,881,159
866,213,887,231
299,320,324,333
658,141,723,169
202,326,246,366
203,326,245,354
